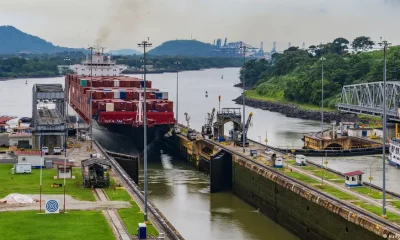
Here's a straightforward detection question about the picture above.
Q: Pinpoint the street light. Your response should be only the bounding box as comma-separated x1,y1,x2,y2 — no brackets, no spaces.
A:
320,57,326,136
174,61,181,127
240,45,247,153
378,38,391,217
138,39,152,222
87,47,95,150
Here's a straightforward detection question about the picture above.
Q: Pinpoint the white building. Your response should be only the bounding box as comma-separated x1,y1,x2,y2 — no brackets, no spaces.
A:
347,128,373,138
344,170,364,187
54,162,75,179
70,51,127,77
15,150,43,168
9,133,33,149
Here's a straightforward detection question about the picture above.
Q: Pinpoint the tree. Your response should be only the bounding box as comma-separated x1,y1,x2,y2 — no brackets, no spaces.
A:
352,36,375,53
332,38,349,55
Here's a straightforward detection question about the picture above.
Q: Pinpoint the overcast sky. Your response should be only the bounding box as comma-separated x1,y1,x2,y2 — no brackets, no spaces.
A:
0,0,399,51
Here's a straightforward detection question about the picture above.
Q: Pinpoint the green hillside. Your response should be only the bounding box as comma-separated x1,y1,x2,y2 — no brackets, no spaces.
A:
240,36,397,109
149,40,217,56
0,25,83,54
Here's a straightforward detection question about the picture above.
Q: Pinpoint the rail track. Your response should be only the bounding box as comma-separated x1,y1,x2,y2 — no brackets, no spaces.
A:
93,188,132,240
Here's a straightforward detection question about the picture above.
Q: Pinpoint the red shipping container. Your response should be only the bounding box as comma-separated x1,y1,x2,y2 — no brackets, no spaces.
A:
146,102,154,111
149,94,156,99
106,92,114,99
125,101,134,111
98,102,106,111
95,92,102,99
114,101,125,111
132,81,141,88
132,92,140,100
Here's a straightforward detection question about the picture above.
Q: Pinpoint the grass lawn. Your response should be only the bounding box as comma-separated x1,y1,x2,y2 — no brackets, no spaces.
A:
330,179,346,184
392,201,400,209
0,210,114,240
118,202,159,237
314,185,356,200
352,187,391,199
301,166,319,171
0,164,94,201
285,160,296,165
103,178,132,202
313,171,341,181
284,171,320,184
357,203,400,223
0,147,8,151
104,177,159,237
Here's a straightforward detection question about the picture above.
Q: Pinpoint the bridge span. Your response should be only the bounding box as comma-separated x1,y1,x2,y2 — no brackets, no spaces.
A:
338,81,400,121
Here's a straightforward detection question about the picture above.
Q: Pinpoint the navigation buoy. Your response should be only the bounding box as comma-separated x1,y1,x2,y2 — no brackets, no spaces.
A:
25,80,27,84
205,91,208,98
221,75,224,79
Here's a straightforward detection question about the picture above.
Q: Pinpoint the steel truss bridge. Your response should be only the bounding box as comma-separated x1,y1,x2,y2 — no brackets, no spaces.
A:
338,81,400,121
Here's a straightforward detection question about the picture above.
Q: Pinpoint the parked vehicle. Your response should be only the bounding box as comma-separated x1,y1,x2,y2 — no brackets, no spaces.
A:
42,147,49,155
53,147,61,155
187,129,197,141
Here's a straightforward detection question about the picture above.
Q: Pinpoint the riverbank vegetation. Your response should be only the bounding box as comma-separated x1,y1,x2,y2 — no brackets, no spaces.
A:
0,51,242,79
240,36,399,109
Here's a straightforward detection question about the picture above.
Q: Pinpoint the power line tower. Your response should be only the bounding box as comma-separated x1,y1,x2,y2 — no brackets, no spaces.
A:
288,42,291,49
302,42,305,50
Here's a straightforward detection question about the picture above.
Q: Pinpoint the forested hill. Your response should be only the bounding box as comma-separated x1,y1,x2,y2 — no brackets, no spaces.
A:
0,26,82,54
240,36,398,108
148,40,217,56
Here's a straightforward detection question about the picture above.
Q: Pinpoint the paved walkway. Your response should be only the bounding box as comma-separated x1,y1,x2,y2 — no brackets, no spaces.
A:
0,194,131,212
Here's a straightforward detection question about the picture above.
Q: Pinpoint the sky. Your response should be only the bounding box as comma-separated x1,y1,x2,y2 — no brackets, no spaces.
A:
0,0,399,51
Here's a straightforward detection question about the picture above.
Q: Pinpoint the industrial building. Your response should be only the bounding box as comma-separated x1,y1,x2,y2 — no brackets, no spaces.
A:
31,84,66,152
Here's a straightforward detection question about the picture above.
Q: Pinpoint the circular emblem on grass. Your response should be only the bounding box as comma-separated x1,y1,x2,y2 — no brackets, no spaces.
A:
46,200,59,212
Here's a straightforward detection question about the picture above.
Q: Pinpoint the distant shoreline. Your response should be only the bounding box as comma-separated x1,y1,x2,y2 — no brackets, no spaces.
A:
0,67,240,81
0,75,62,81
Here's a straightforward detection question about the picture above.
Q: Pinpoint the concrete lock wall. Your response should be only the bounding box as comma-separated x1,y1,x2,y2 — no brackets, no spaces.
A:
231,160,385,240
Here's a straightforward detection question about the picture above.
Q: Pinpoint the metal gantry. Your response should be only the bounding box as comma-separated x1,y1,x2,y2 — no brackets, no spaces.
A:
338,81,400,121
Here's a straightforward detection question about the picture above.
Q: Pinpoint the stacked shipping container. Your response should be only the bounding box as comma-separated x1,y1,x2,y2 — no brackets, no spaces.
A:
66,74,175,126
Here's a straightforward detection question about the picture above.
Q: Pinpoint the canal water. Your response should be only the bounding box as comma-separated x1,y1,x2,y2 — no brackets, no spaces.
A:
0,68,397,239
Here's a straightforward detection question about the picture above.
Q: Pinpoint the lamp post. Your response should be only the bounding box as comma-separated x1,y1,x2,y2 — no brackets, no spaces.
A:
320,57,326,135
87,47,94,150
174,61,181,127
240,45,247,153
378,38,391,217
138,39,152,222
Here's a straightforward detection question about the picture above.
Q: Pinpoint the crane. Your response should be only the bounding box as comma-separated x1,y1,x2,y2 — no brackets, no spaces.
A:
234,112,253,147
202,108,215,138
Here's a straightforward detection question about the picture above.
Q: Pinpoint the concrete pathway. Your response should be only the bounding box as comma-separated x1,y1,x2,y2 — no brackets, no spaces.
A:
0,194,131,212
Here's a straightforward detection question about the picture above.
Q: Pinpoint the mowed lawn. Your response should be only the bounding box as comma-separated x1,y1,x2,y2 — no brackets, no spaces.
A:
0,164,94,201
0,211,114,240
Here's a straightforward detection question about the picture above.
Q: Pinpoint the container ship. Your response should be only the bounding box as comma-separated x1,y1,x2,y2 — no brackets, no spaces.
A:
65,50,175,150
